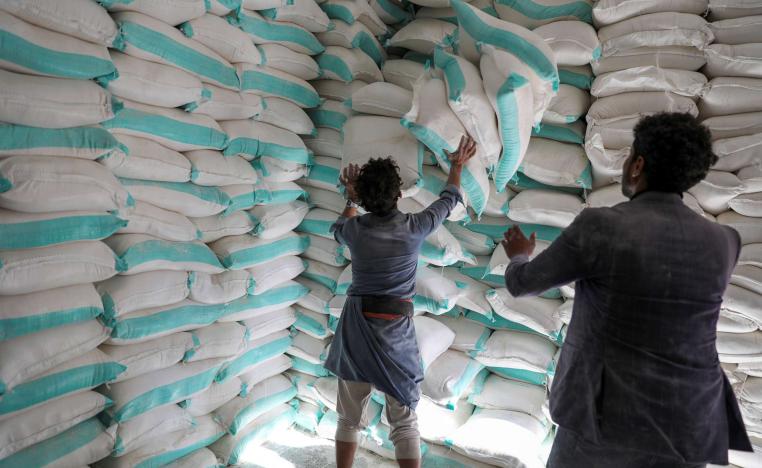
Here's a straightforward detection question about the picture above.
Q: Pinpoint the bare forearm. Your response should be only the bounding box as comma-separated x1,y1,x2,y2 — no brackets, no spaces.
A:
446,163,463,188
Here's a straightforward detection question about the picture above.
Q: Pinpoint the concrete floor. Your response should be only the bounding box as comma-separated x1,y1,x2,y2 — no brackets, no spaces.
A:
242,426,398,468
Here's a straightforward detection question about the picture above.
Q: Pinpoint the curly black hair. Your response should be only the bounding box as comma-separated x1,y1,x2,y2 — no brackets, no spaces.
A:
355,157,402,215
632,112,717,193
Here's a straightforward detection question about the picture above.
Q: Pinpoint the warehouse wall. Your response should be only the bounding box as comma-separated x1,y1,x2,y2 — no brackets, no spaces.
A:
0,0,760,467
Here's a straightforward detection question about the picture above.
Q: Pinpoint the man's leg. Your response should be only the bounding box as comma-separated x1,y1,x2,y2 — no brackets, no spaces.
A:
335,379,373,468
385,394,421,468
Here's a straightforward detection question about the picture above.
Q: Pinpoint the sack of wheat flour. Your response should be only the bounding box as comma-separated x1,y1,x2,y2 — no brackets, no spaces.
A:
233,8,324,55
248,256,306,296
215,374,297,435
222,119,311,164
103,100,228,152
99,332,193,384
211,232,309,270
106,234,224,275
181,377,243,417
593,0,708,27
535,20,600,67
102,135,192,183
113,12,239,89
317,20,385,65
0,123,126,160
215,330,293,382
0,418,116,468
184,322,248,363
592,46,707,75
210,403,296,465
308,99,353,131
255,43,320,81
320,0,388,36
494,0,592,28
111,404,195,457
98,271,193,324
238,63,321,108
591,66,708,98
181,13,262,65
317,46,384,83
687,170,747,215
220,283,308,322
0,11,115,80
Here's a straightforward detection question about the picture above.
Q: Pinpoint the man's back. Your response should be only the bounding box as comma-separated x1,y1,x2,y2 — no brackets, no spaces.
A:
535,192,746,463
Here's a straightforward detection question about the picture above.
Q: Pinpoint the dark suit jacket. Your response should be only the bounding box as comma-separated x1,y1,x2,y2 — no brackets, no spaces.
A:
505,191,752,465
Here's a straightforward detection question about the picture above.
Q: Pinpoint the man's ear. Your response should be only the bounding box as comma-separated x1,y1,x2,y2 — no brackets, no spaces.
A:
633,155,645,177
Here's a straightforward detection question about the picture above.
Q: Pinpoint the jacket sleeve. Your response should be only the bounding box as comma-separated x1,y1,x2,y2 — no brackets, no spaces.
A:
411,184,464,237
331,216,352,246
505,208,606,297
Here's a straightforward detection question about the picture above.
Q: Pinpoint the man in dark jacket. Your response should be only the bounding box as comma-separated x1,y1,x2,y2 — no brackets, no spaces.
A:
502,112,752,467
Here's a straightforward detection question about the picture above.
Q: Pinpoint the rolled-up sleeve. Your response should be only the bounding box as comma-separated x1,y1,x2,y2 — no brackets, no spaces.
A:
412,184,464,237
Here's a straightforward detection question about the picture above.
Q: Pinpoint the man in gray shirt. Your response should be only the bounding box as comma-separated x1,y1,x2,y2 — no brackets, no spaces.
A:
325,137,476,468
503,113,752,467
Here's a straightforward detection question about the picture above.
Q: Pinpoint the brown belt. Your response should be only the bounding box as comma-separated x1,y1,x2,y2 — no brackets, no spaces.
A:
360,295,414,320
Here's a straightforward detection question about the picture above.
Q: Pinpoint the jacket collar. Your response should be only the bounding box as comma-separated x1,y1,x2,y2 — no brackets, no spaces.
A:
359,208,405,227
630,190,684,204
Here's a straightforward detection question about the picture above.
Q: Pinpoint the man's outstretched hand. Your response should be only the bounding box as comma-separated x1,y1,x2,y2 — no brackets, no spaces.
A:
340,163,361,203
502,225,536,259
446,135,477,168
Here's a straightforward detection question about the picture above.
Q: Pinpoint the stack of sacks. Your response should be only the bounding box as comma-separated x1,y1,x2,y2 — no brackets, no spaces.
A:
699,4,762,463
0,2,133,465
588,0,713,187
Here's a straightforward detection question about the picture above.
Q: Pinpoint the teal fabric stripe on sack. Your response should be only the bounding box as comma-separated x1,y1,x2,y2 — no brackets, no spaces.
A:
451,0,558,89
116,239,224,272
111,302,226,342
229,385,298,434
0,305,103,342
307,108,348,131
111,365,222,423
0,362,126,416
0,418,106,468
236,282,310,312
509,171,584,194
215,336,293,383
353,32,384,65
307,164,340,188
488,366,548,386
291,356,332,377
559,68,592,89
294,310,328,337
494,0,592,23
0,29,115,80
493,73,531,191
102,108,228,150
225,139,311,164
531,123,584,144
317,53,353,82
0,213,126,250
239,69,321,108
234,10,324,55
116,20,239,89
297,219,334,237
0,124,125,157
225,187,271,214
320,4,355,25
118,178,231,208
221,235,309,269
374,0,413,24
269,186,307,204
434,49,466,102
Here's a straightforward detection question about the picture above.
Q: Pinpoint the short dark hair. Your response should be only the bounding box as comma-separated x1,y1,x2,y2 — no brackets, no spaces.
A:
632,112,717,193
356,157,402,215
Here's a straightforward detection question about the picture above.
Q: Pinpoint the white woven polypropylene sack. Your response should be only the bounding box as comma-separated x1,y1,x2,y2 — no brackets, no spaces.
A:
189,270,249,305
421,349,485,408
239,354,293,395
404,396,474,445
709,0,762,21
259,0,331,33
192,212,256,244
719,211,762,245
431,314,492,353
119,179,230,218
0,69,116,129
317,46,383,83
181,377,243,417
313,79,369,101
99,332,195,382
254,97,316,136
180,14,262,65
592,46,707,74
710,15,762,45
472,329,557,373
469,374,546,419
117,201,198,242
442,269,493,318
0,0,118,46
112,405,195,457
0,241,119,295
103,0,206,26
257,44,321,81
97,270,191,321
186,150,258,187
388,19,456,55
103,135,191,183
234,8,325,55
106,52,205,109
316,20,385,65
221,119,310,164
486,289,564,339
520,138,591,189
414,315,456,371
704,43,762,79
350,82,412,118
543,84,590,125
113,12,239,90
688,170,747,215
593,0,708,27
534,20,600,67
508,189,584,228
188,85,265,121
318,0,388,36
106,234,224,275
700,77,762,118
730,193,762,217
382,59,426,91
248,256,306,295
597,12,713,58
591,66,708,98
343,115,423,198
185,322,248,363
739,163,762,193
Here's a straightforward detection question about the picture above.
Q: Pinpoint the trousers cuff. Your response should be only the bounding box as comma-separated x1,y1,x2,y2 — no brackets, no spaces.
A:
394,438,421,460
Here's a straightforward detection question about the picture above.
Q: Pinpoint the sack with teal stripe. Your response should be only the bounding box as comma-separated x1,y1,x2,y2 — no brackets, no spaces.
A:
257,43,321,80
219,182,270,214
411,166,469,223
307,99,353,131
302,259,343,293
369,0,413,25
119,178,231,218
304,185,347,213
222,119,311,164
297,207,341,239
294,307,331,339
211,232,310,270
112,12,239,90
0,209,126,251
100,0,207,26
494,0,592,28
249,200,310,239
452,0,559,117
320,0,388,36
0,123,127,160
485,288,564,341
232,9,324,55
303,234,349,267
0,417,116,468
434,48,502,170
317,20,387,65
222,282,308,323
414,265,463,315
421,349,486,409
240,308,297,344
0,11,115,80
0,348,124,419
0,284,104,342
210,403,296,465
401,72,490,216
110,415,225,468
531,120,586,144
254,97,316,136
258,0,331,33
480,50,535,191
268,181,309,204
388,19,457,55
208,0,243,16
106,234,225,276
534,20,600,67
303,155,341,192
111,404,195,458
185,322,248,363
542,84,591,125
215,330,293,381
558,64,593,89
518,137,592,189
447,222,496,256
103,99,228,152
317,45,384,83
215,374,297,435
239,63,321,108
181,377,243,417
102,357,226,423
247,256,305,296
106,299,227,345
470,329,558,375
